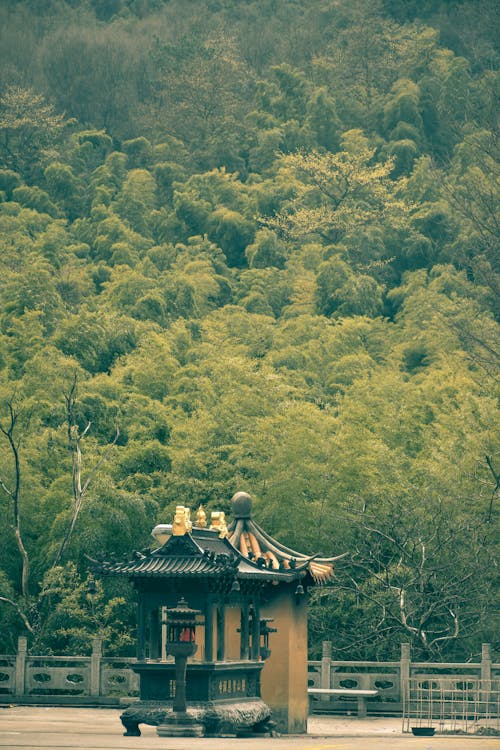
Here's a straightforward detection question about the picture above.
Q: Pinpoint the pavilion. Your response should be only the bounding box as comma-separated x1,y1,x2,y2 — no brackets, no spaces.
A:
97,491,338,736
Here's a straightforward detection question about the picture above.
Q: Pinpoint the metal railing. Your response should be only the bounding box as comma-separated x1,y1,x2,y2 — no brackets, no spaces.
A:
403,678,500,735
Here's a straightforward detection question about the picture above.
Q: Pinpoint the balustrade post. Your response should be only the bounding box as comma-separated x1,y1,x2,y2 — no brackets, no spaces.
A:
321,641,332,688
481,643,492,683
90,637,102,697
320,641,332,707
15,636,27,697
400,642,410,710
481,643,491,705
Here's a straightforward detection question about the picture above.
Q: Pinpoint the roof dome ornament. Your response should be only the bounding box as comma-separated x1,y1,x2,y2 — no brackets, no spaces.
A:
227,490,337,583
231,491,253,519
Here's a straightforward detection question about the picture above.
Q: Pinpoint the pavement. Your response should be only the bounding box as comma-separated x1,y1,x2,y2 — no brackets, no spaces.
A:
0,707,498,750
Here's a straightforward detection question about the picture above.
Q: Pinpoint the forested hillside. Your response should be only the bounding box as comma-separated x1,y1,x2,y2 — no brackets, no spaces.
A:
0,0,498,662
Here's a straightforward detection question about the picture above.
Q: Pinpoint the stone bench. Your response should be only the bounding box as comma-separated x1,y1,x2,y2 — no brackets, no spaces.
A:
307,687,379,718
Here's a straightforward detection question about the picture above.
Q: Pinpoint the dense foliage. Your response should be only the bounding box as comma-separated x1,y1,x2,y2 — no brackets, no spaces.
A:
0,0,498,662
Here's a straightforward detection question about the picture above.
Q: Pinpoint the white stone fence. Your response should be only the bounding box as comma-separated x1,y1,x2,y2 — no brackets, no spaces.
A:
307,641,499,715
0,636,498,716
0,637,139,705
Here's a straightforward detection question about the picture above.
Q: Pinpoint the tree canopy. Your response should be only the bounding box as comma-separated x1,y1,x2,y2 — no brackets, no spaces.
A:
0,0,498,662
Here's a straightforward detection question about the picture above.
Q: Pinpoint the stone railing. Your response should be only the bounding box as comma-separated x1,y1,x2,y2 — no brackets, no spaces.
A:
307,641,499,716
0,637,139,705
1,636,498,716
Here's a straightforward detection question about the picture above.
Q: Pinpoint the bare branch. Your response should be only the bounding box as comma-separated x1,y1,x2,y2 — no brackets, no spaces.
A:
0,475,14,497
81,426,118,497
0,398,30,602
429,607,460,648
0,596,33,634
485,454,499,521
53,385,120,568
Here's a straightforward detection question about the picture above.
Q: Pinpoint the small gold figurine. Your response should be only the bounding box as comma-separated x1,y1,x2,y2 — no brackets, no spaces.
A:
172,505,189,536
184,506,193,533
195,505,207,528
210,510,228,539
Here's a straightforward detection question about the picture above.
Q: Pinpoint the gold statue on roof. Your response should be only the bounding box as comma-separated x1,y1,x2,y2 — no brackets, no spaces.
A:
210,510,228,539
172,505,192,536
195,504,207,528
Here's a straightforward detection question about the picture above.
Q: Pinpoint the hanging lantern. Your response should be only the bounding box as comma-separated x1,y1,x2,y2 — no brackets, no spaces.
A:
259,618,277,661
165,598,201,656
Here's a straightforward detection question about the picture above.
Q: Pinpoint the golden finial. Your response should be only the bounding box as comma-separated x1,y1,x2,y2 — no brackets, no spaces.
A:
195,505,207,528
210,510,228,539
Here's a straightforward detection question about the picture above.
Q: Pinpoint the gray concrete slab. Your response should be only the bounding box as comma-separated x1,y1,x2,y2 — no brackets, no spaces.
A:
0,707,497,750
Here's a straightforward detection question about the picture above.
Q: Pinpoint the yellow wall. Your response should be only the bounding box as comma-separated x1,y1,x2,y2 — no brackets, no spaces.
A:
204,589,309,733
261,589,309,733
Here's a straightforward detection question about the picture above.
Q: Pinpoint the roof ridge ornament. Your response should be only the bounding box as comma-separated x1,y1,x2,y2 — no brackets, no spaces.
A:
195,505,207,528
172,506,192,536
210,510,228,538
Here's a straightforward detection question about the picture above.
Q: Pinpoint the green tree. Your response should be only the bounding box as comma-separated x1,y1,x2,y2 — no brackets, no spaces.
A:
270,142,410,265
208,207,255,268
245,229,287,269
44,162,85,219
0,87,68,180
316,258,385,318
114,168,157,236
35,563,135,655
305,87,341,152
41,24,141,138
141,31,252,169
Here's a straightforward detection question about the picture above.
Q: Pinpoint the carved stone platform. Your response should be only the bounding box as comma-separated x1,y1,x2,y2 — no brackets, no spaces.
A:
120,699,273,737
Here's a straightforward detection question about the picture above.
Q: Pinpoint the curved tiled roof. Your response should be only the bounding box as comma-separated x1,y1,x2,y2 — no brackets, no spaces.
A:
227,493,339,584
98,532,239,578
97,492,342,585
100,551,237,577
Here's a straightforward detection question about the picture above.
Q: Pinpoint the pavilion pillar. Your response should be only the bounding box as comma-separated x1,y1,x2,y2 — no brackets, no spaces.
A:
250,602,260,660
137,600,147,660
161,606,167,661
216,604,225,661
260,587,308,734
149,607,161,659
204,601,214,662
240,603,250,659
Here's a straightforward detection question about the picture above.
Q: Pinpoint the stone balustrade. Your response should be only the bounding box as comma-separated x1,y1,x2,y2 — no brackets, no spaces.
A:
0,637,498,716
0,637,139,704
307,641,499,716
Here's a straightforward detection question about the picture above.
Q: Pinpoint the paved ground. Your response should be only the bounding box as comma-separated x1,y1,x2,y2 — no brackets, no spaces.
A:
0,707,497,750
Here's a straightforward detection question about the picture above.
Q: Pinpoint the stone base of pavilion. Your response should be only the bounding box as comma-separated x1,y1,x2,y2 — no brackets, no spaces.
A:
120,698,273,737
156,710,204,737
